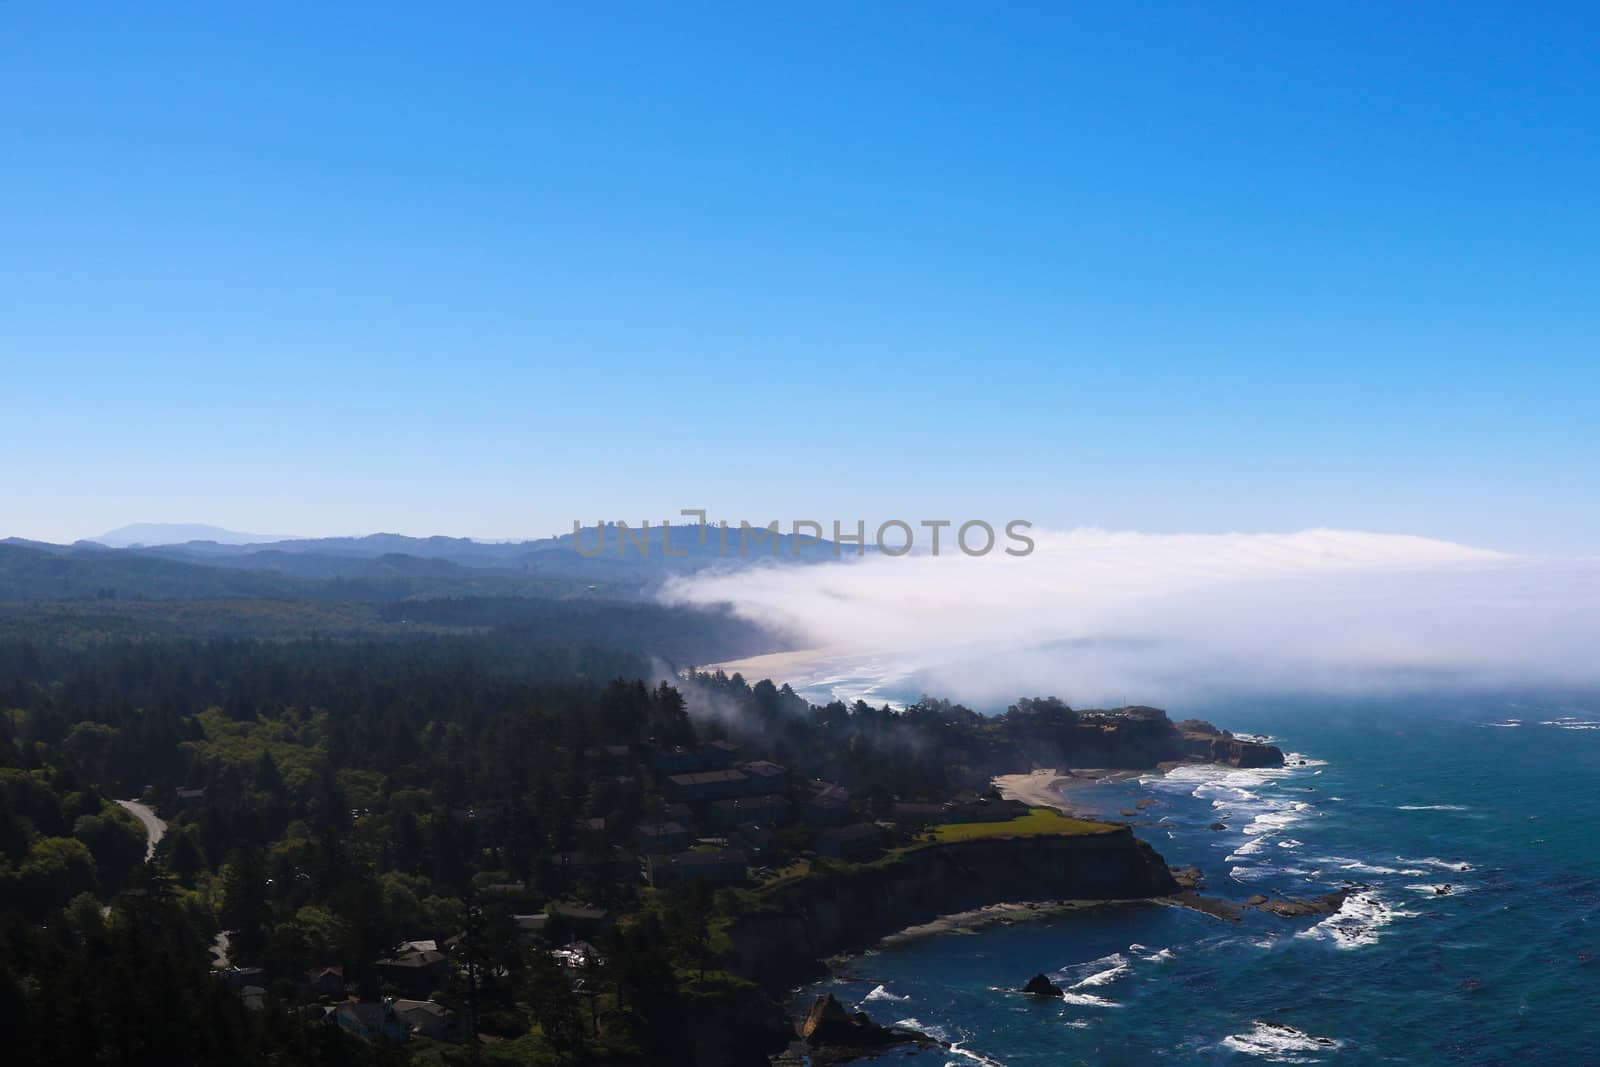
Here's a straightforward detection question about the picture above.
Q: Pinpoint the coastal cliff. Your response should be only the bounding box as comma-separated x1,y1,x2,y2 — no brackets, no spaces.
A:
993,704,1285,771
720,829,1178,990
1174,719,1285,767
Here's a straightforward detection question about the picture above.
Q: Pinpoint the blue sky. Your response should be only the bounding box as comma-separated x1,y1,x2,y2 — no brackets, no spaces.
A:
3,3,1596,550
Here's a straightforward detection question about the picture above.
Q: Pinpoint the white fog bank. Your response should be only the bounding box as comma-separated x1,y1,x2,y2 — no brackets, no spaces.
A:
660,528,1600,708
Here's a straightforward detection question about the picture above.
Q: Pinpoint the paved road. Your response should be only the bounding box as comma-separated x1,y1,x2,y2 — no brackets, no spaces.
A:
115,799,168,863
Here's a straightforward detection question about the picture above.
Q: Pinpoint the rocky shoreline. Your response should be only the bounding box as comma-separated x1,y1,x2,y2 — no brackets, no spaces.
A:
722,829,1179,992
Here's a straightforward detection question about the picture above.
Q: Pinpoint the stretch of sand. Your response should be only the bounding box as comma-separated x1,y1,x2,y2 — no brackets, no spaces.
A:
992,767,1147,814
702,647,837,678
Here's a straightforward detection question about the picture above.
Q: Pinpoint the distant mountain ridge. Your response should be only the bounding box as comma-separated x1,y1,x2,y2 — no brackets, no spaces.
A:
95,523,298,547
0,523,858,602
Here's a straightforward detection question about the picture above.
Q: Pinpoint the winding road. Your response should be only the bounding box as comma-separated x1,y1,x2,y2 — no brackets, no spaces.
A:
115,799,168,863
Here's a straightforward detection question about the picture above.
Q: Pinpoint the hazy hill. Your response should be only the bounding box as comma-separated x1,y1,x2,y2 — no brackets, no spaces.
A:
94,522,296,547
0,523,859,602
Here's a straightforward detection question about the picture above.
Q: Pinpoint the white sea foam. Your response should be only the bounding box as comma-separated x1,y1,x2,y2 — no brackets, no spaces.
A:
1222,1021,1342,1062
894,1017,948,1042
1322,856,1426,877
863,984,909,1003
945,1040,1009,1067
1397,804,1472,811
1063,952,1130,988
1228,839,1269,860
1230,864,1311,883
1298,892,1416,949
1059,991,1122,1007
1400,856,1473,872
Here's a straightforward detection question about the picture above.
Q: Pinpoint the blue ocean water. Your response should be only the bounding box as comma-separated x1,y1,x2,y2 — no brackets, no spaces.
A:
802,696,1600,1065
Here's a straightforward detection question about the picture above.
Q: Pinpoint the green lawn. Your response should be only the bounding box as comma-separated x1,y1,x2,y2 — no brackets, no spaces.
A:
926,807,1120,842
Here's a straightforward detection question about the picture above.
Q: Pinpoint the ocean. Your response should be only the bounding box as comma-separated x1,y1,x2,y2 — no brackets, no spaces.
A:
797,694,1600,1065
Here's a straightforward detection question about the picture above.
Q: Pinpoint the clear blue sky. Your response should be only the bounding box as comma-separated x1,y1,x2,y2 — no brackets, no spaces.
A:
3,3,1596,550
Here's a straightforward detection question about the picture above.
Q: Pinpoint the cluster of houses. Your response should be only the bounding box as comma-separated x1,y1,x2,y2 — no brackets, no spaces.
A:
630,742,894,883
210,737,1005,1046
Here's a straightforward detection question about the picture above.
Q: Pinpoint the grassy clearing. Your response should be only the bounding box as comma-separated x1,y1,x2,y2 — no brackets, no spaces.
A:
927,807,1120,842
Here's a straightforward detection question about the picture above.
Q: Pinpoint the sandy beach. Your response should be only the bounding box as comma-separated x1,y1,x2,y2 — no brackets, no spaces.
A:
993,767,1147,813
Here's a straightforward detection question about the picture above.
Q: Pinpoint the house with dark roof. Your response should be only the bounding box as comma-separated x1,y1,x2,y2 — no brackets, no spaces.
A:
511,914,549,942
665,768,749,802
548,903,614,938
393,999,458,1041
699,739,741,768
739,760,788,794
643,848,749,887
303,965,346,998
704,794,793,830
732,824,777,857
374,948,448,998
802,781,853,825
633,820,691,853
332,1001,406,1044
648,745,706,775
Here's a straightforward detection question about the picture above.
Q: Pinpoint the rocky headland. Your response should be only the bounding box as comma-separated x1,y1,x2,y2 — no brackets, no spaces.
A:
721,829,1178,991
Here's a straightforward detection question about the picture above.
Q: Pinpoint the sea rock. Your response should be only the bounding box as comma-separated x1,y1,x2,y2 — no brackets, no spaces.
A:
1022,973,1063,997
1251,890,1351,918
1208,822,1228,831
801,994,900,1048
1169,865,1204,890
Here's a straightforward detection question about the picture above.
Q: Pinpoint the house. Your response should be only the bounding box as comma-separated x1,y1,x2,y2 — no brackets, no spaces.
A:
739,760,788,794
643,848,748,887
699,739,740,768
223,966,266,990
552,941,603,982
732,824,776,857
633,821,691,854
892,797,1028,826
648,745,706,775
175,786,207,802
665,768,749,803
815,822,889,860
393,999,458,1041
304,966,346,998
374,948,448,998
666,802,697,832
802,781,853,825
332,1001,407,1044
943,797,1027,823
511,914,549,942
238,985,267,1011
704,794,792,830
548,903,614,938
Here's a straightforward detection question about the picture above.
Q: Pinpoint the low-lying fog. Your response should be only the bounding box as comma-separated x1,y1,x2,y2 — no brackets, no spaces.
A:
660,528,1600,709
